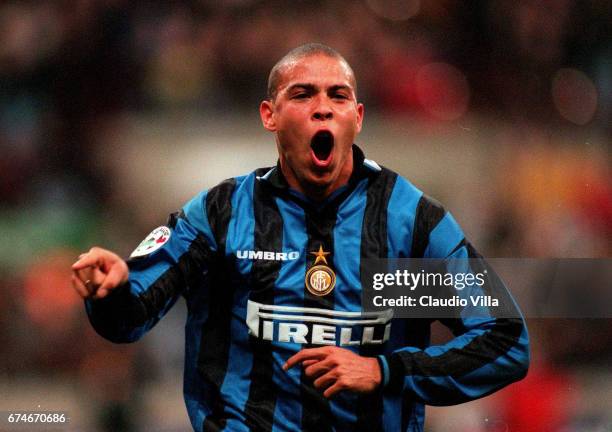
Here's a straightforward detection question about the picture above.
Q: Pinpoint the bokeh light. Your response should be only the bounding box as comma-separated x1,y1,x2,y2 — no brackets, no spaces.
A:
415,62,470,121
552,68,598,125
365,0,421,21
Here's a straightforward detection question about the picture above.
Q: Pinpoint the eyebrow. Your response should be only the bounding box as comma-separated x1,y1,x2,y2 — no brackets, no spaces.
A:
328,85,352,93
286,83,316,93
286,83,353,93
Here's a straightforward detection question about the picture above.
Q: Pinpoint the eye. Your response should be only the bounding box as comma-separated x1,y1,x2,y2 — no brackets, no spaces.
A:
292,93,310,99
332,93,349,100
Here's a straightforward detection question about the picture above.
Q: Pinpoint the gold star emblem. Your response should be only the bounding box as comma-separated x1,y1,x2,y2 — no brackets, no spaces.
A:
310,245,330,265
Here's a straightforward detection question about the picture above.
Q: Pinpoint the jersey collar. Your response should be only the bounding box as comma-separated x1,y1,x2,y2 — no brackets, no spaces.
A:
260,144,377,189
258,144,381,210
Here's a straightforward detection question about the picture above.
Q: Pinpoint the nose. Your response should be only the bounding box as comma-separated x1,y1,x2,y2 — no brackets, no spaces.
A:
312,97,333,121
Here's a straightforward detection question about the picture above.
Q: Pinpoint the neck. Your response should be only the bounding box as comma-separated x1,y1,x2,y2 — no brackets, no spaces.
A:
280,153,353,202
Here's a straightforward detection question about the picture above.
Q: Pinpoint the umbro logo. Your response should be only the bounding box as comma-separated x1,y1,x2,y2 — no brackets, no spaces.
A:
236,250,300,261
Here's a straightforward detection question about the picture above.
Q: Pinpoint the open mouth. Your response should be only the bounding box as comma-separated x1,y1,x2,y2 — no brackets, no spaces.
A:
310,131,334,165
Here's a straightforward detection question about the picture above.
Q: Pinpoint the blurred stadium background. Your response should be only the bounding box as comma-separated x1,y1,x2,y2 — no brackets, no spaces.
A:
0,1,610,431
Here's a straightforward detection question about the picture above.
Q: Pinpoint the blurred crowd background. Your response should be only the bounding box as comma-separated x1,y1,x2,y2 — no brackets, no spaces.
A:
1,1,611,431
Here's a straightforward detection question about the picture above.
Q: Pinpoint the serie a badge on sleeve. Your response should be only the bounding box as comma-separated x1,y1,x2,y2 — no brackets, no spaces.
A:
130,226,171,258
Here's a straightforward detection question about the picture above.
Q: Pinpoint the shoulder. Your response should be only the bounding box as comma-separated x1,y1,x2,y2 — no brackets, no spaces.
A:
184,168,268,213
180,168,269,247
369,162,424,205
371,163,464,258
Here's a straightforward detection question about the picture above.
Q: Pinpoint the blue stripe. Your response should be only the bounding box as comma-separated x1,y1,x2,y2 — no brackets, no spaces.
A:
386,177,422,257
330,393,359,430
271,348,302,432
397,322,527,405
333,178,368,314
456,328,529,395
211,174,255,432
219,288,253,432
404,327,528,405
228,174,257,275
378,355,390,386
272,197,307,432
385,176,424,359
443,247,492,320
183,190,217,250
184,295,212,432
393,318,494,360
271,197,307,307
129,217,198,295
384,176,423,431
328,179,369,426
424,212,464,258
407,404,425,431
382,392,402,431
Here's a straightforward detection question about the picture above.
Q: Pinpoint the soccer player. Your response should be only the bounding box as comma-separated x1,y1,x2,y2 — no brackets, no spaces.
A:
72,43,529,431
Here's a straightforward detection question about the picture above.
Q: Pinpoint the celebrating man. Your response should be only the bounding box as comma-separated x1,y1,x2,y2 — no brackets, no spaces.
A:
72,43,529,431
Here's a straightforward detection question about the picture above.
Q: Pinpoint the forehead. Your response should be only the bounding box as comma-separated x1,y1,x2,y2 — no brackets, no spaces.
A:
276,55,355,92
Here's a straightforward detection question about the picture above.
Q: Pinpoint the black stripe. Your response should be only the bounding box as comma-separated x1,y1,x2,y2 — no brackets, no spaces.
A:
394,243,524,378
360,169,396,259
448,238,467,257
396,317,523,378
410,195,446,258
300,200,343,431
113,210,215,330
356,168,397,431
166,210,182,229
465,242,525,320
206,178,236,254
243,176,284,432
137,232,213,323
304,207,338,310
437,238,469,336
195,180,236,431
399,319,431,431
401,393,418,432
202,421,223,432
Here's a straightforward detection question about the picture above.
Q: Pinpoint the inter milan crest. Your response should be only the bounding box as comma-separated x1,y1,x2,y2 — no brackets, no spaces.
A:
305,245,336,296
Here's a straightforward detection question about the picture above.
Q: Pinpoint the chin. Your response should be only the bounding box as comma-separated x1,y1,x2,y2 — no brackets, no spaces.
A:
300,172,332,191
309,168,336,183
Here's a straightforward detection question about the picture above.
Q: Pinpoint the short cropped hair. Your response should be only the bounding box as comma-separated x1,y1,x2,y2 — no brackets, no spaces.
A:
267,43,356,100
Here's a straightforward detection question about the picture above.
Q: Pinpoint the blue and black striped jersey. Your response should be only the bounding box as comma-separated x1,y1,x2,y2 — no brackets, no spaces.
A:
85,145,529,432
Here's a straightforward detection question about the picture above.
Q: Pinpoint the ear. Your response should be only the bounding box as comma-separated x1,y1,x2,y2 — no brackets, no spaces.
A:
260,100,276,132
355,102,364,134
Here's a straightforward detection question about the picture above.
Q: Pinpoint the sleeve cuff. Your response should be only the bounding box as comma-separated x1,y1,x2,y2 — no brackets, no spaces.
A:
376,355,390,387
85,282,148,327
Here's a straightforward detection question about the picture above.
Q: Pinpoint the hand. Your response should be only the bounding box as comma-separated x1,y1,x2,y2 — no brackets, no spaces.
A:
71,247,129,300
283,346,382,398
